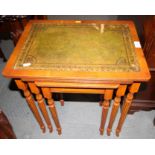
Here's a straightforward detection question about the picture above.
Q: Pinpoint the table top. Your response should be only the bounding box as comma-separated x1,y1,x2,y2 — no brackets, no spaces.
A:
2,20,150,84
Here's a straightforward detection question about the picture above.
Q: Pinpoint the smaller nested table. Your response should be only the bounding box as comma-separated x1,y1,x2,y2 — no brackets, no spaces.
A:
2,20,150,136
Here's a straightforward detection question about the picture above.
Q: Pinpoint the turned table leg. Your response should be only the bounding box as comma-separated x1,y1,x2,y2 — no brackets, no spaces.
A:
100,89,113,135
107,85,127,136
116,83,140,137
15,80,45,133
42,88,62,135
28,82,53,133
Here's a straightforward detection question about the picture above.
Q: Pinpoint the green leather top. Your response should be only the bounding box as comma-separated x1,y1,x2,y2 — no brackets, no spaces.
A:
14,23,140,72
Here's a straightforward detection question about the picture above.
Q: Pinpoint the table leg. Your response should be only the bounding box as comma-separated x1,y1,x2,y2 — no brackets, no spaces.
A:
59,93,64,106
99,95,103,106
107,85,127,136
42,88,62,135
100,89,113,135
15,80,45,133
28,82,53,133
116,83,140,137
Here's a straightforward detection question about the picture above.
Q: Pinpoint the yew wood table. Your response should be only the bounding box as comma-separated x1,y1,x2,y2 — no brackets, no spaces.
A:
2,20,150,136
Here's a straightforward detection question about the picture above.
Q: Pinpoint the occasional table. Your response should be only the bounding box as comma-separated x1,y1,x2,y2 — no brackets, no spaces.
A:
2,20,150,136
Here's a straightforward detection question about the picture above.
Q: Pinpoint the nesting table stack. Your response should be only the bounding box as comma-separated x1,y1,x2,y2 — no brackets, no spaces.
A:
2,20,150,136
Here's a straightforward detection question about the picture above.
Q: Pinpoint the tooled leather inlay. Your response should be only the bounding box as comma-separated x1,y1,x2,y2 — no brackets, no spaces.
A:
14,23,140,72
